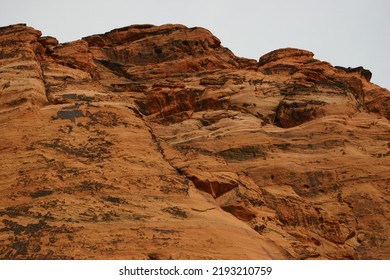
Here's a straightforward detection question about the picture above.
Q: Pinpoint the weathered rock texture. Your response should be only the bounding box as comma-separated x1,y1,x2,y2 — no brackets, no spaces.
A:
0,23,389,259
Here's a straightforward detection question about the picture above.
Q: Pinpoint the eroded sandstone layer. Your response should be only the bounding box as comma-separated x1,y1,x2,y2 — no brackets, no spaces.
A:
0,23,389,259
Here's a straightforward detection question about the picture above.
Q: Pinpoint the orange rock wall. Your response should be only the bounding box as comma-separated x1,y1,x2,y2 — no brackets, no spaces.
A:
0,23,389,259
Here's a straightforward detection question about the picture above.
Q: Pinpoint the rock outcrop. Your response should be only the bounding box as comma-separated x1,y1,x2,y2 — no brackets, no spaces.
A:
0,23,389,260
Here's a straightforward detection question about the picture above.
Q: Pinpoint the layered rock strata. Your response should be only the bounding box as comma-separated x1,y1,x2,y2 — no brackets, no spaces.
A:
0,23,389,259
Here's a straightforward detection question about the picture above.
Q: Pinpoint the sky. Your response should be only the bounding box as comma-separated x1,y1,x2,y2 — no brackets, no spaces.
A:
1,0,389,89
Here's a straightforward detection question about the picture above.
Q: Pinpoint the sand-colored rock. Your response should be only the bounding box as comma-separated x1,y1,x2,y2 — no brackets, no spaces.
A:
0,23,389,259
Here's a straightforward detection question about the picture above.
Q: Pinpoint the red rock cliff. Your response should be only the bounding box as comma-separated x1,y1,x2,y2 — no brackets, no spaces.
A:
0,23,389,259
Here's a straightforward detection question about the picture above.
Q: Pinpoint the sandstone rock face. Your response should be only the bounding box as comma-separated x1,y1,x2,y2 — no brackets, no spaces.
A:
0,23,389,260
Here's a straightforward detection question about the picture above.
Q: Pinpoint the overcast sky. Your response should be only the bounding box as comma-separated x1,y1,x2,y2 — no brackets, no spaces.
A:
1,0,389,89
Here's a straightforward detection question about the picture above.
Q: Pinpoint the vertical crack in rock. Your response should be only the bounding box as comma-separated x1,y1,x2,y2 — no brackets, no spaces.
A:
144,119,187,177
